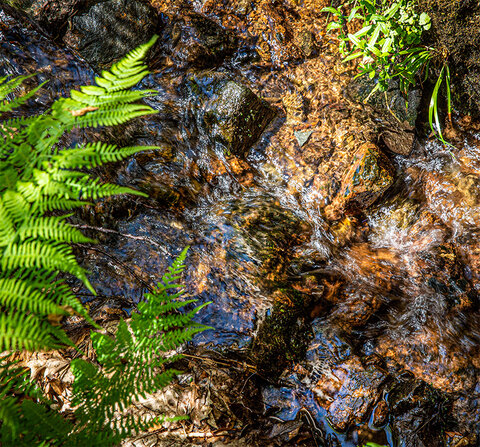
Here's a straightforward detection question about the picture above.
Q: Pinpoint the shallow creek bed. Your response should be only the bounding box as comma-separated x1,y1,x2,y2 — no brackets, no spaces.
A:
3,0,480,445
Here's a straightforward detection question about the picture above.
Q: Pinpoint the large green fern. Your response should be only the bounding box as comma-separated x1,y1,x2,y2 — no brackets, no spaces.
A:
0,35,210,445
0,36,160,352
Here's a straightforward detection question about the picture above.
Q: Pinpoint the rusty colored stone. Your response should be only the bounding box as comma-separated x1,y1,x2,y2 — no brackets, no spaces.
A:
325,143,394,220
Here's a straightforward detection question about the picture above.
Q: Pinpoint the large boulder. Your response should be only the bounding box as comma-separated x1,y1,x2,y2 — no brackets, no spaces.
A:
63,0,160,69
186,72,276,156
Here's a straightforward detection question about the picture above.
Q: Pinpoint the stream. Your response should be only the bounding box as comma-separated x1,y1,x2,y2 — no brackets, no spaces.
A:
2,1,480,446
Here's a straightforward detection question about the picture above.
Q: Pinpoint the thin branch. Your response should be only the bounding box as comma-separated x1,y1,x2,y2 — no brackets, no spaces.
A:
70,224,169,255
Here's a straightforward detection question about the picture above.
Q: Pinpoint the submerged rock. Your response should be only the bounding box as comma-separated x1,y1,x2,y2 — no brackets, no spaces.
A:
186,72,276,156
325,143,394,220
0,3,93,107
63,0,160,69
387,378,449,447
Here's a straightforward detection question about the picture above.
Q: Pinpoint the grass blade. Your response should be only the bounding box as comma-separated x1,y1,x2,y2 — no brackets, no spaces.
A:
445,64,452,125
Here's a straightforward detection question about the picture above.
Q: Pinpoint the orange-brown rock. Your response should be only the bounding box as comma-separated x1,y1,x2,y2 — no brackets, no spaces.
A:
325,143,394,220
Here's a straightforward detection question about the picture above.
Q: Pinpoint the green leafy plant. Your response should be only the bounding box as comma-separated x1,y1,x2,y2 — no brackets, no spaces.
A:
323,0,452,146
0,36,209,445
323,0,432,96
429,62,453,148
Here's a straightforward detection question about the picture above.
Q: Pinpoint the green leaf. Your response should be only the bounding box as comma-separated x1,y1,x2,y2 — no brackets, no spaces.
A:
348,33,366,50
353,24,373,38
347,7,359,22
367,23,382,51
429,65,444,139
343,51,364,62
327,21,343,31
321,6,341,15
419,12,431,27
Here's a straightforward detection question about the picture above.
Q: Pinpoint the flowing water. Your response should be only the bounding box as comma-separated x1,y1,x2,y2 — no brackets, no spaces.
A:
2,1,480,445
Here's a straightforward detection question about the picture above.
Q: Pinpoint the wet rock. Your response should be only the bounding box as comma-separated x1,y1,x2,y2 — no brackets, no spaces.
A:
325,143,394,220
282,90,306,124
0,3,93,108
249,0,304,64
250,291,312,378
348,77,421,128
294,130,313,147
387,378,450,447
292,326,387,432
167,13,237,68
423,168,480,229
63,0,160,69
186,72,276,156
234,0,252,16
293,29,317,58
325,358,387,431
348,77,419,156
328,286,382,330
12,0,88,37
370,399,389,428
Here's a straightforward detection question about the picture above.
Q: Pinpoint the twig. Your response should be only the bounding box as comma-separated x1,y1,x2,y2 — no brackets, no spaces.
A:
71,224,169,255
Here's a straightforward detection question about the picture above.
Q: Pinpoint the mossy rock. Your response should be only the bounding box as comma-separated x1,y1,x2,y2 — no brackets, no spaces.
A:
186,72,276,156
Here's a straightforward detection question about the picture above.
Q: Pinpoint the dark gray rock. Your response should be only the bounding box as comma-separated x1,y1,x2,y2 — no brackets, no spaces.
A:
348,77,420,156
387,378,449,447
12,0,89,37
63,0,160,69
186,72,276,156
348,77,421,128
167,13,237,69
0,3,93,110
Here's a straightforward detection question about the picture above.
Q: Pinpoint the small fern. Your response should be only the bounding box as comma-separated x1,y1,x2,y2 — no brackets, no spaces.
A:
70,248,210,446
0,36,210,445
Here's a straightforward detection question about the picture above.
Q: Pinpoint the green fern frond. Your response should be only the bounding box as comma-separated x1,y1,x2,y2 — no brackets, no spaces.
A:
34,197,92,214
2,192,29,227
0,74,34,103
0,199,16,247
70,88,157,107
17,216,96,244
0,81,48,115
71,103,157,128
0,35,209,447
0,313,61,352
68,249,210,444
93,35,159,93
0,277,67,315
53,142,157,169
1,240,83,276
0,355,74,445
